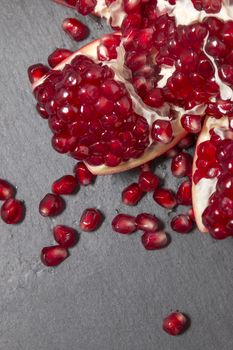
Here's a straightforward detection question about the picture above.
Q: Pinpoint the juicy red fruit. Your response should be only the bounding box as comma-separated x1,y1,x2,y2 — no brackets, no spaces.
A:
28,64,49,84
163,312,188,336
39,193,65,217
0,179,15,200
48,48,73,68
122,183,143,206
41,246,69,266
176,180,192,205
74,162,95,185
171,214,193,233
141,230,168,250
79,208,102,231
138,171,159,192
153,188,177,209
171,152,193,178
62,18,89,41
112,214,136,234
52,175,78,195
53,225,77,247
135,213,159,232
1,198,25,224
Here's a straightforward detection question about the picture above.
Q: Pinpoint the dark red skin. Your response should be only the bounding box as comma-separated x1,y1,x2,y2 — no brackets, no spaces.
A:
1,198,25,224
80,208,102,231
41,246,69,266
163,312,188,336
53,225,78,247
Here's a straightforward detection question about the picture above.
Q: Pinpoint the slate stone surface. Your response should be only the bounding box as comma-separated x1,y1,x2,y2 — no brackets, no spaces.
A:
0,1,232,349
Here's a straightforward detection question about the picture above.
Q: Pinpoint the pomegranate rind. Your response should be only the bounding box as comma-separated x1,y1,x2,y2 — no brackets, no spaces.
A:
192,116,229,233
32,35,186,175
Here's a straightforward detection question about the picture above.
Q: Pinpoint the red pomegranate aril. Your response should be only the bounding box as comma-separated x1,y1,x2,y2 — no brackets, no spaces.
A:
188,207,195,222
176,180,192,205
221,21,233,46
36,104,49,119
74,162,95,185
171,152,192,178
205,37,227,58
71,144,90,160
52,175,78,195
76,0,97,15
181,114,202,133
62,18,89,41
53,225,77,247
171,214,193,233
112,214,136,234
209,226,230,240
138,171,160,192
217,174,233,196
41,246,68,267
141,230,168,250
101,80,124,101
143,88,164,108
197,140,216,161
153,188,177,209
135,213,159,232
57,104,78,123
0,179,15,200
218,64,233,86
122,183,143,206
52,132,77,154
39,193,64,217
48,48,73,68
28,63,49,84
79,208,102,231
151,120,173,144
163,312,188,336
1,198,24,224
105,153,121,167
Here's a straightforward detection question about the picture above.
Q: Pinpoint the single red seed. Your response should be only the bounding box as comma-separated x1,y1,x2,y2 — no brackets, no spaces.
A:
62,18,89,41
76,0,97,15
73,162,95,185
53,225,77,247
48,48,73,68
112,214,136,234
181,114,202,133
0,179,15,200
122,183,143,206
138,171,160,192
41,246,69,267
79,208,102,231
163,312,188,336
1,198,24,224
28,63,49,84
153,188,177,209
176,180,192,205
141,230,168,250
171,214,193,233
151,120,173,144
135,213,159,232
36,103,49,119
39,193,65,217
52,175,78,195
171,152,193,177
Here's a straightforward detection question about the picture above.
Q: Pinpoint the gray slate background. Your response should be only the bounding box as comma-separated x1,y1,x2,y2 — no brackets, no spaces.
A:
0,1,232,349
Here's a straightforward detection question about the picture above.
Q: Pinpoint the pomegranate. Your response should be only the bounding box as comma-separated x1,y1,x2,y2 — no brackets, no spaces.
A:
163,312,188,336
0,179,15,200
192,117,233,239
138,171,160,192
52,175,78,194
48,48,73,68
79,208,102,231
122,183,143,206
74,161,96,185
153,188,177,209
135,213,160,232
62,18,89,41
53,225,78,247
41,245,69,266
1,199,25,224
39,193,65,217
141,230,168,250
112,213,136,234
171,214,193,233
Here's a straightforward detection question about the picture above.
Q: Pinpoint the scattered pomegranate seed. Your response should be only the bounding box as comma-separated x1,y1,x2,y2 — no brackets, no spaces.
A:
53,225,77,247
171,152,192,177
122,183,143,206
1,198,24,224
52,175,78,195
138,171,159,192
74,162,95,185
79,208,102,231
141,230,168,250
62,18,89,41
181,114,202,133
153,188,177,209
112,214,136,234
163,312,188,336
39,193,65,217
171,214,193,233
48,48,73,68
135,213,159,232
0,179,15,200
151,120,173,144
188,207,195,222
176,180,192,205
41,246,69,266
27,63,49,84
